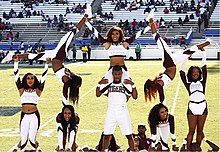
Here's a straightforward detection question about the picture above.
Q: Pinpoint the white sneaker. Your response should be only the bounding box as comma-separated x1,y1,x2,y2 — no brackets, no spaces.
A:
146,8,155,22
1,51,14,63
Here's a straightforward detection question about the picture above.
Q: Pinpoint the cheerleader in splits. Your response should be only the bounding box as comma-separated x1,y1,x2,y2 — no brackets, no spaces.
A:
144,10,211,105
148,103,178,151
2,15,88,105
85,17,151,88
13,55,50,152
179,51,215,150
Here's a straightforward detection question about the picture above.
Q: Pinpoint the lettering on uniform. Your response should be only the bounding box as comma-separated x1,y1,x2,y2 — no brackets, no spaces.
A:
190,83,202,90
109,86,125,93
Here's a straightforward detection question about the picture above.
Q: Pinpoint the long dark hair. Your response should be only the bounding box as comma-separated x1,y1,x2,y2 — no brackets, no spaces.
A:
61,105,76,133
106,26,125,43
22,73,39,89
144,78,158,102
69,75,82,105
187,66,202,82
148,103,168,130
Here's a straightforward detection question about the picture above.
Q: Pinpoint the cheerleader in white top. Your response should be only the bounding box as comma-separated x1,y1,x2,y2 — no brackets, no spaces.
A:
85,17,151,86
179,51,209,150
144,9,211,105
13,55,50,152
3,15,88,105
148,103,179,151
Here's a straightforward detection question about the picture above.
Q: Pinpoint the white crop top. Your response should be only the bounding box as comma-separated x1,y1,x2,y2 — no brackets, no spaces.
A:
55,67,71,83
161,73,172,88
20,89,40,105
189,81,205,102
108,44,126,57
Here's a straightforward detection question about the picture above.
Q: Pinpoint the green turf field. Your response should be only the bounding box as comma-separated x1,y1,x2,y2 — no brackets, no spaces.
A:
0,60,219,151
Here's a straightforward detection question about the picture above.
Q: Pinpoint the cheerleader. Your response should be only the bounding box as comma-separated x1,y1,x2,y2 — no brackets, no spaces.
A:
13,55,50,151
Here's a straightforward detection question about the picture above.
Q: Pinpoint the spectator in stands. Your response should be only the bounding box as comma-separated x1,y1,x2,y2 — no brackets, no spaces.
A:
198,17,202,33
14,32,20,42
66,7,71,14
144,6,151,14
137,123,151,151
72,3,77,12
170,4,175,12
178,17,183,26
108,12,114,20
155,20,160,29
190,13,195,19
176,5,182,13
95,132,120,151
183,15,190,23
102,24,108,32
103,12,108,20
53,15,59,27
163,7,169,14
203,12,209,28
17,12,24,18
58,21,65,32
161,0,165,5
32,10,37,16
132,19,138,33
168,20,174,29
59,14,64,22
7,31,13,44
155,0,161,6
46,19,53,28
3,12,9,20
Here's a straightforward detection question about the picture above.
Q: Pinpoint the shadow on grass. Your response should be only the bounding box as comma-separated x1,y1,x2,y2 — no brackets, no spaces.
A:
207,64,220,73
0,106,21,116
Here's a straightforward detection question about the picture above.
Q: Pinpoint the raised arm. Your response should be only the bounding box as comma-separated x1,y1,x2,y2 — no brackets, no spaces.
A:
201,52,207,90
37,58,51,93
180,59,190,91
13,55,23,94
85,21,107,44
75,14,88,30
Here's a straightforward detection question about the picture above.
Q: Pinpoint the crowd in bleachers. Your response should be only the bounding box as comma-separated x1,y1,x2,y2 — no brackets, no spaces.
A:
0,0,218,54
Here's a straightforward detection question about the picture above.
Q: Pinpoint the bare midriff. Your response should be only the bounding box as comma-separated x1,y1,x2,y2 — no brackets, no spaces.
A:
110,56,125,66
22,104,38,113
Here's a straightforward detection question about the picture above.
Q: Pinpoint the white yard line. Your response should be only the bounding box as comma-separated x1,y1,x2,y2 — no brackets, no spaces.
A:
171,79,181,115
0,86,15,95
